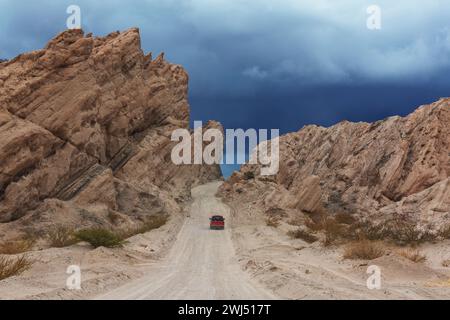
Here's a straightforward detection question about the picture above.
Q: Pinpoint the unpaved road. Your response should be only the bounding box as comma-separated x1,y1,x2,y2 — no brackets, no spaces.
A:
97,181,275,300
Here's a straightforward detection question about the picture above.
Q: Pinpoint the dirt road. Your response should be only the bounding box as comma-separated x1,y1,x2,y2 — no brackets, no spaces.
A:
97,181,275,300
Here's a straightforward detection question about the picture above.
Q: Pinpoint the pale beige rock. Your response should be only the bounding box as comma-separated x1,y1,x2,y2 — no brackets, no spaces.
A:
292,175,323,213
0,28,222,241
220,99,450,231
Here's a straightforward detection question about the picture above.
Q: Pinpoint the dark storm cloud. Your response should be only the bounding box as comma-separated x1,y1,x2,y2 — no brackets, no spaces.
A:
1,0,450,176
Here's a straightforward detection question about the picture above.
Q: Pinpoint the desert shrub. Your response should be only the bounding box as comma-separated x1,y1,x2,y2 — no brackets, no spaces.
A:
304,217,323,232
0,239,34,255
287,228,318,243
439,225,450,239
352,221,382,241
322,218,346,246
133,215,168,234
266,217,280,228
265,207,287,218
384,219,425,245
48,226,77,248
398,248,426,263
356,218,435,245
303,216,348,246
442,260,450,268
343,240,385,260
244,171,255,180
287,217,303,226
0,255,33,280
120,215,168,239
75,228,123,248
305,215,437,247
334,212,357,225
108,211,123,225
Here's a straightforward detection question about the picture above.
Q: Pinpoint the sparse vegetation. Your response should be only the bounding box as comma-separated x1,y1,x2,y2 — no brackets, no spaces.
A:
304,217,324,232
48,226,77,248
136,215,168,234
442,260,450,267
287,228,318,243
439,225,450,239
334,212,356,225
0,255,33,280
103,214,172,241
303,216,349,246
120,215,168,239
108,211,123,225
352,218,436,246
75,228,123,248
244,171,255,180
382,219,427,245
343,240,385,260
398,248,426,263
266,217,280,228
74,215,168,249
321,217,346,246
0,239,34,255
287,217,303,226
292,213,437,250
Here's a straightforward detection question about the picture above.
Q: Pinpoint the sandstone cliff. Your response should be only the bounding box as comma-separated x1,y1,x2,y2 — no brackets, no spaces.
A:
0,28,222,240
220,99,450,237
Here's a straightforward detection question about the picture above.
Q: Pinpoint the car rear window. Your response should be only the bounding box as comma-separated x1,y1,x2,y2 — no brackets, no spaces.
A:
211,216,224,221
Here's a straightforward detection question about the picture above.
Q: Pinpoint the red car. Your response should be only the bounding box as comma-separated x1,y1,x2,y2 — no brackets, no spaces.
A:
210,215,225,230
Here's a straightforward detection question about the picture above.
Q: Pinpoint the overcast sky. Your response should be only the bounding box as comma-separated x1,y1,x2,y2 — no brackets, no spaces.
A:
1,0,450,175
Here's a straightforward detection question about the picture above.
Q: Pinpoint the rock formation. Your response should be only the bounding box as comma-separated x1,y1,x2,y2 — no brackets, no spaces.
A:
220,99,450,234
0,28,222,240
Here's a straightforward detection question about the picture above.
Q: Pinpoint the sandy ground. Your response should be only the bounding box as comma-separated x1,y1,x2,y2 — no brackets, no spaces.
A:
230,209,450,299
0,201,186,299
2,181,450,300
97,181,273,299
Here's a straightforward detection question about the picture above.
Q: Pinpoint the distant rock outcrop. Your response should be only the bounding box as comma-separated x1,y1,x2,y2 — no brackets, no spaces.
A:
220,99,450,233
0,28,222,240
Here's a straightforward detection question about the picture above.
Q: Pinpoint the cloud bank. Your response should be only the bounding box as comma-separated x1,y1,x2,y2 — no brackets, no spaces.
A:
1,0,449,134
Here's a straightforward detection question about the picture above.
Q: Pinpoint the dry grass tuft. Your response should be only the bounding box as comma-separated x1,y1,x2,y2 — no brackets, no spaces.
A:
48,226,78,248
397,248,426,263
287,228,318,243
343,240,385,260
334,212,357,225
304,216,349,246
0,255,33,280
321,218,346,246
0,239,34,255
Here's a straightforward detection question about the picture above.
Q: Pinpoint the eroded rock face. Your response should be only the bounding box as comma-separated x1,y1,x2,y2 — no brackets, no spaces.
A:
0,28,222,239
220,99,450,231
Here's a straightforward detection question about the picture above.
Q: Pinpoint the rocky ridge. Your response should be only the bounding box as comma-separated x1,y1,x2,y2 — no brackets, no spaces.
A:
0,28,222,240
220,99,450,236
